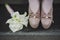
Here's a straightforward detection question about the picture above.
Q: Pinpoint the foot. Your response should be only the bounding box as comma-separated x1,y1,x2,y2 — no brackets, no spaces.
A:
41,7,53,29
29,8,40,28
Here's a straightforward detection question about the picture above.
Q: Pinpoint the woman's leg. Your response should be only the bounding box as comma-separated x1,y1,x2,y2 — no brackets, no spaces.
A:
41,0,53,29
28,0,40,28
42,0,53,14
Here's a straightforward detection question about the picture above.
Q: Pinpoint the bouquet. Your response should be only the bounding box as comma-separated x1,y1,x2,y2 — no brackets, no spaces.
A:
5,4,29,32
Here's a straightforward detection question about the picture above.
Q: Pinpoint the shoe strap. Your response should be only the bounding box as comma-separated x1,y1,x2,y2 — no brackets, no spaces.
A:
41,7,53,19
29,8,40,18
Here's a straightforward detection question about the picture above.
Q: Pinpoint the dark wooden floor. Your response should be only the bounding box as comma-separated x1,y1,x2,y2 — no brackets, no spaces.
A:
0,1,60,40
0,35,60,40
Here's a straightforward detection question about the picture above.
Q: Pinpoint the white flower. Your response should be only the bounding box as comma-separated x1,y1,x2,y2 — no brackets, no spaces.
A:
5,4,29,32
6,11,29,32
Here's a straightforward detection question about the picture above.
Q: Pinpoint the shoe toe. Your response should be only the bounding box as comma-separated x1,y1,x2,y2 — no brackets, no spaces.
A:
29,18,40,28
41,18,52,29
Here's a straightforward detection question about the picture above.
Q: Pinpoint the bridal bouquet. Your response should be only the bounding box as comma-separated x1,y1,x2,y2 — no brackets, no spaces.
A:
5,4,29,32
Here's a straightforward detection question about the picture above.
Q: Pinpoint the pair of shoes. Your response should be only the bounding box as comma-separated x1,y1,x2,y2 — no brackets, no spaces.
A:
28,7,53,29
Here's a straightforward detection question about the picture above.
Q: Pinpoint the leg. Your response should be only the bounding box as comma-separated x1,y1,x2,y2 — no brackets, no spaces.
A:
28,0,40,28
41,0,53,29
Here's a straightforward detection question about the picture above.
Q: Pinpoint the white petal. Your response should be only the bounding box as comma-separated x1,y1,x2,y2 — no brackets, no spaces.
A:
12,11,20,18
9,24,23,32
23,12,27,16
6,19,12,24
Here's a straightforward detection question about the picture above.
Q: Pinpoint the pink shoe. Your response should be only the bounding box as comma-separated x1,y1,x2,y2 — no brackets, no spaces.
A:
29,8,40,29
41,7,54,29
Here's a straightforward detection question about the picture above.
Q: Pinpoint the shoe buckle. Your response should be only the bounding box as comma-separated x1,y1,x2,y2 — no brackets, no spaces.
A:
34,16,36,18
45,16,48,19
